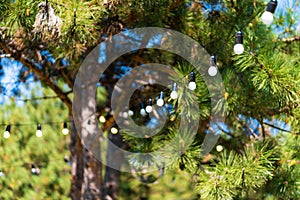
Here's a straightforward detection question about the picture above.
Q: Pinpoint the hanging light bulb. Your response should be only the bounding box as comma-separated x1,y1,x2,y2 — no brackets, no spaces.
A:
146,99,153,113
31,164,40,175
62,122,69,135
111,127,119,134
140,102,147,116
233,31,244,55
36,124,42,137
99,115,106,123
122,111,129,119
156,91,165,107
261,0,277,25
170,83,178,99
188,72,196,90
208,55,218,77
128,110,134,117
216,145,224,152
3,125,11,139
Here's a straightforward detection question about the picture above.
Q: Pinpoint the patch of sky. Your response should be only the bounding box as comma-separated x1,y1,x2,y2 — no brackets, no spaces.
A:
146,34,163,48
206,114,291,137
0,58,41,105
98,42,107,64
270,0,300,35
40,50,55,64
264,118,291,136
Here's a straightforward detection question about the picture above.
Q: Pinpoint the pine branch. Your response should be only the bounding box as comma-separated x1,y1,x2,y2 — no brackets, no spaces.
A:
0,38,73,111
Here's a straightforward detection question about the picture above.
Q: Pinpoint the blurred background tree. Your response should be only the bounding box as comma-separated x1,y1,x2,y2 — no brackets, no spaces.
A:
0,0,300,199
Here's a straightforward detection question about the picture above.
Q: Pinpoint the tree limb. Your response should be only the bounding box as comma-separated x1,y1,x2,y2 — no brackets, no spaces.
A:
263,121,299,135
0,39,73,111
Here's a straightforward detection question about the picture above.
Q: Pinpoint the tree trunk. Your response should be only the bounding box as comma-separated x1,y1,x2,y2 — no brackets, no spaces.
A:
69,114,85,199
69,112,102,199
83,148,102,199
102,129,123,200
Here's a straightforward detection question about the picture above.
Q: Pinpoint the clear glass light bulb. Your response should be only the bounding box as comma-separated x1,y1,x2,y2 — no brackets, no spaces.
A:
140,108,147,116
170,91,178,99
31,168,37,174
156,99,164,107
111,127,118,134
36,130,43,137
261,11,274,25
62,128,69,135
208,66,218,76
233,44,244,54
146,105,153,113
128,110,134,116
122,112,129,119
188,82,196,91
3,131,10,139
99,116,106,123
216,145,223,152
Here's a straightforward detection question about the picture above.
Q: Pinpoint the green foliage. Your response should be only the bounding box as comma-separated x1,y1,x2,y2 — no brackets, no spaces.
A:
266,133,300,199
1,0,300,199
196,141,278,200
0,86,70,199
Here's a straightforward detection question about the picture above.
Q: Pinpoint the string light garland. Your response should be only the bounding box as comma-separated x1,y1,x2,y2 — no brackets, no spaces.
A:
1,121,70,139
261,0,278,25
3,27,274,135
98,60,213,122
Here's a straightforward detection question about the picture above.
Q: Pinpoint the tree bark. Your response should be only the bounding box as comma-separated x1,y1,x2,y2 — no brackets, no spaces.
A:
102,130,123,200
69,114,85,200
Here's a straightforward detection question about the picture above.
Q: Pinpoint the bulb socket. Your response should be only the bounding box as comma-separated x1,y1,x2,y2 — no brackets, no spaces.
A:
159,91,164,99
63,122,68,129
148,99,152,106
189,72,195,82
266,0,277,13
5,125,11,132
37,124,41,130
235,31,243,44
210,55,217,66
172,82,177,91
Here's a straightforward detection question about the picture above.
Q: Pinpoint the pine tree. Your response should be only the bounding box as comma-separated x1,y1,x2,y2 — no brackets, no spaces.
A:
1,0,300,199
0,86,71,199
